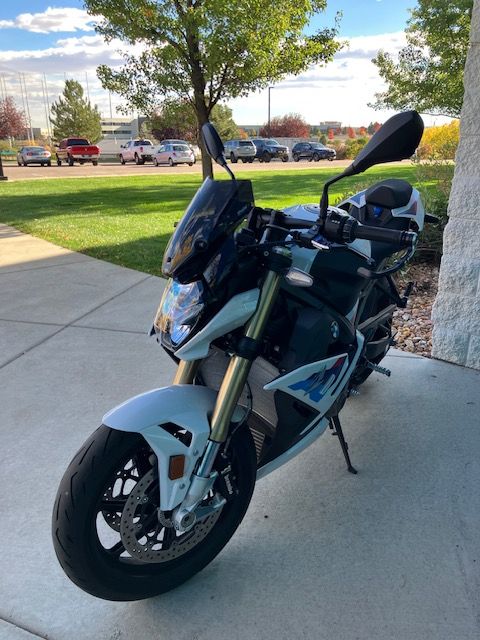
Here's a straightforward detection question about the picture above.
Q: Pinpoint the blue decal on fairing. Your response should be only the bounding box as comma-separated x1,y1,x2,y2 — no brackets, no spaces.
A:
288,357,346,402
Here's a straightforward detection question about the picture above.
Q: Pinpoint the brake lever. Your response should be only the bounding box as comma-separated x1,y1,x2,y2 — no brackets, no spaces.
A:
357,246,415,280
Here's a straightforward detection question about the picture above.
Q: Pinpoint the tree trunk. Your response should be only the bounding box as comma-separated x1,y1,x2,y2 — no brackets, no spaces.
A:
193,93,213,180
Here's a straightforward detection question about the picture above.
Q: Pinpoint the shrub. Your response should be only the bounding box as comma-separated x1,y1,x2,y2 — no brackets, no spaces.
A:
413,157,454,259
417,120,459,160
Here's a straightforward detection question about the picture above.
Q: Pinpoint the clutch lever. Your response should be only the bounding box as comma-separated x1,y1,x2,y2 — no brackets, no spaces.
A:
357,245,416,280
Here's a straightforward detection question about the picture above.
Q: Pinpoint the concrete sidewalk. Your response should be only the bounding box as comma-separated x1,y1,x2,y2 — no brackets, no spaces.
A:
1,223,479,640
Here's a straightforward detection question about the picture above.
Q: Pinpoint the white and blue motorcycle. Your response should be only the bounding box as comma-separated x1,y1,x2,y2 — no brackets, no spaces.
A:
53,111,435,601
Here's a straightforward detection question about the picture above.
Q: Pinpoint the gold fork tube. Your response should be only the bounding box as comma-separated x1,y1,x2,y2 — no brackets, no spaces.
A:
209,268,283,443
173,359,199,385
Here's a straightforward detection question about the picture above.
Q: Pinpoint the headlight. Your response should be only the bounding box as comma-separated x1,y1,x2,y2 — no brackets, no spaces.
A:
153,279,204,349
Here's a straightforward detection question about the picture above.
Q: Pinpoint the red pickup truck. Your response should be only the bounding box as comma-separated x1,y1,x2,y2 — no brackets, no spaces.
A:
55,138,100,166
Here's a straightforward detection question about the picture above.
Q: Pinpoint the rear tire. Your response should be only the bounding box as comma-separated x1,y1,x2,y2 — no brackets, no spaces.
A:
313,153,320,162
293,154,299,162
56,156,62,166
68,155,74,166
120,155,126,165
92,160,98,166
52,424,256,601
262,152,271,163
230,153,238,163
168,158,174,167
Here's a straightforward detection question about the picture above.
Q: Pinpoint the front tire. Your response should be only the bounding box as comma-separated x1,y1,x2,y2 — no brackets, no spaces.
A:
52,424,256,601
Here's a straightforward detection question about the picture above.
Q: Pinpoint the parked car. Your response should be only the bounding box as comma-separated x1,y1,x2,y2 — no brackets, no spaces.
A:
56,138,100,166
292,142,336,162
224,139,256,163
251,138,289,162
119,139,154,165
153,142,195,167
17,146,51,167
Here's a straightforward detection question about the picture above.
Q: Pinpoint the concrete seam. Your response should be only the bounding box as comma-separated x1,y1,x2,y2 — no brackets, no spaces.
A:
0,318,64,327
0,258,90,276
68,324,147,335
0,274,152,371
0,615,50,640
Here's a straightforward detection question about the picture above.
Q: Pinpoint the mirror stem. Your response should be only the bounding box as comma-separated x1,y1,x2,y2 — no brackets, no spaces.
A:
319,166,355,219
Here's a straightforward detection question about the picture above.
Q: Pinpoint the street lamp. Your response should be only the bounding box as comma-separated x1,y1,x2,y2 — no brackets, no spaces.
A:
267,86,273,134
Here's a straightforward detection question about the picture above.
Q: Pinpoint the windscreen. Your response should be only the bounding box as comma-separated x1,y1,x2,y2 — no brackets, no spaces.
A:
162,177,254,284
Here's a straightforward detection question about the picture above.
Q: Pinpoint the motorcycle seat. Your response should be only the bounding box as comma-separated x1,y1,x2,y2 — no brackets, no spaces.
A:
365,179,412,209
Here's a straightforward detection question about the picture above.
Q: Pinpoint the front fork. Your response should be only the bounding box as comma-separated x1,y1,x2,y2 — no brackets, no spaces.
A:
171,248,291,530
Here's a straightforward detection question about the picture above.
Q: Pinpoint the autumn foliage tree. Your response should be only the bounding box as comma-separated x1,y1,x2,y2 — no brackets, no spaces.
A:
416,120,460,159
327,128,334,140
0,97,28,143
259,113,310,137
347,126,355,138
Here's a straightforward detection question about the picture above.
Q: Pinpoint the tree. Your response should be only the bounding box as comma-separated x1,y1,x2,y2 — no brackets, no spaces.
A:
50,80,102,143
85,0,342,178
0,97,28,143
259,113,309,137
372,0,472,118
327,128,334,140
147,99,239,142
416,120,460,159
347,126,355,139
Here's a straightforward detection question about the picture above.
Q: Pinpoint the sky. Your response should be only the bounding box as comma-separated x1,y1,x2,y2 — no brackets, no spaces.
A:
0,0,450,131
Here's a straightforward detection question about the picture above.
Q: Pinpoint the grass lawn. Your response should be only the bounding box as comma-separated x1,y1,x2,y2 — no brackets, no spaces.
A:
0,165,436,275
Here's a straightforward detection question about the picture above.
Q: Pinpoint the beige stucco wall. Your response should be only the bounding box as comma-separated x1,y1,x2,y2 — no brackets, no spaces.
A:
432,1,480,369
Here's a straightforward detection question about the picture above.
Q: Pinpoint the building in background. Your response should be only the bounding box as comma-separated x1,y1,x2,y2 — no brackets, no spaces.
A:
319,121,342,133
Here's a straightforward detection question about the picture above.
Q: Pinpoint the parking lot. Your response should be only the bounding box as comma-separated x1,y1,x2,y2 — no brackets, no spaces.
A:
3,158,357,181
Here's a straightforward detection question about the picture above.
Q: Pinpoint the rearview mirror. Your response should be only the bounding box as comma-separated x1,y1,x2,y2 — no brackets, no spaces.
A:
349,110,424,174
201,123,226,166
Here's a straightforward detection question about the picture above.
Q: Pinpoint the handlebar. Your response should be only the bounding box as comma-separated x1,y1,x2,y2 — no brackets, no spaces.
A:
346,221,417,250
294,208,417,251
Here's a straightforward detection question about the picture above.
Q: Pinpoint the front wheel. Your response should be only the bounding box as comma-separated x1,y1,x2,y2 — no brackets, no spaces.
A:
52,424,256,601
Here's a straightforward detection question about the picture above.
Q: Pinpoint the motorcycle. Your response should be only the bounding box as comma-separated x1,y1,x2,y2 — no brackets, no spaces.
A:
53,110,435,601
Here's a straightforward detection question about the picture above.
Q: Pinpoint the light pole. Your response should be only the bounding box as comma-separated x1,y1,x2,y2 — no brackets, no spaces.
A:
267,86,273,134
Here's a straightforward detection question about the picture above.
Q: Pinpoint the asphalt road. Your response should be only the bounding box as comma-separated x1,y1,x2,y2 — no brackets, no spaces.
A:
4,158,364,181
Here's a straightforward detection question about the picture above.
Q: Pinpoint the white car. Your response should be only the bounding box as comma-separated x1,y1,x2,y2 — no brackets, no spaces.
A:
119,139,154,165
153,142,195,167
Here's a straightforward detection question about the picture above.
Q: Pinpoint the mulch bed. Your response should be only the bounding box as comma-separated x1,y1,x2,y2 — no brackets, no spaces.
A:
392,262,439,358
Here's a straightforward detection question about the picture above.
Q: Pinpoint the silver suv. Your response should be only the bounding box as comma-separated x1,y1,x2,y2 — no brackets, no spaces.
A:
224,139,256,163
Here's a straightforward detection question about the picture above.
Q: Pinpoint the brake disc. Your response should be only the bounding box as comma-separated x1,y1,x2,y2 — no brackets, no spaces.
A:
119,469,222,563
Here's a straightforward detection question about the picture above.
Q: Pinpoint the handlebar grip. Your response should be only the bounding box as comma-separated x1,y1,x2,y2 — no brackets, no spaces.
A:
350,223,417,249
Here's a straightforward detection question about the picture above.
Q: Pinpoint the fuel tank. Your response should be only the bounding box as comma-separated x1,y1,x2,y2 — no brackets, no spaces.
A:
283,204,371,316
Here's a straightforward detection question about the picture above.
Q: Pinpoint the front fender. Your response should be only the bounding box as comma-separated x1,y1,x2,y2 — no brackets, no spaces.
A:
103,385,217,510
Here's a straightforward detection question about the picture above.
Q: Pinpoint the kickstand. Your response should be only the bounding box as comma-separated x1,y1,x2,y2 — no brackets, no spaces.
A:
329,415,357,474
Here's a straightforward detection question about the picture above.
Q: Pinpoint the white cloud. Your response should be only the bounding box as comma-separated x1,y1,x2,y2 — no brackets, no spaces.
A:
231,31,411,126
0,30,451,130
0,7,95,34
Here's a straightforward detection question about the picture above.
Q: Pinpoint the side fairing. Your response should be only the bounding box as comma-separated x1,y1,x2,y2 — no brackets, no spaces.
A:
264,332,364,413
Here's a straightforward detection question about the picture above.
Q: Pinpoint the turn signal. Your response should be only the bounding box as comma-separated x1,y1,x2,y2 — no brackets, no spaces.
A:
169,455,186,480
285,267,313,287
